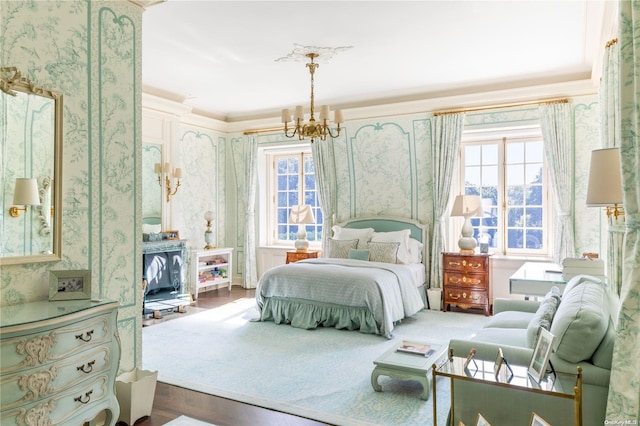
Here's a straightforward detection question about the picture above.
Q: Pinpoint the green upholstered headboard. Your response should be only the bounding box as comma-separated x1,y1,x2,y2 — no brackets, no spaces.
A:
339,216,427,243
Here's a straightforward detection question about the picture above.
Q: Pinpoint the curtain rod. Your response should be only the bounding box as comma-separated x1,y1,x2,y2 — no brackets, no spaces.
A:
433,98,569,116
243,126,284,135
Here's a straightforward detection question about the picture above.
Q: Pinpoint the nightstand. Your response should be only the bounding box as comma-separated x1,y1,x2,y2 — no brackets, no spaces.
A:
286,250,320,264
442,252,491,315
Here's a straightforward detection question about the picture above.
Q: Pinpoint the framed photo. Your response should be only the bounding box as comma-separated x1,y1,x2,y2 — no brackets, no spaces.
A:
464,347,477,371
476,413,491,426
530,412,551,426
165,229,180,240
493,347,505,375
528,328,556,382
49,270,91,301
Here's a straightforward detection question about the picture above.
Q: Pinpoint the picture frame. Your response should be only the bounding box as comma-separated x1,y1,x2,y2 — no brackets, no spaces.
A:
528,328,556,382
476,413,491,426
493,347,505,375
530,412,551,426
464,347,477,371
49,270,91,301
165,230,180,240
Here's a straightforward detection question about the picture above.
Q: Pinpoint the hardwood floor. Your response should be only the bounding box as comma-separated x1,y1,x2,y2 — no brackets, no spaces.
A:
128,287,329,426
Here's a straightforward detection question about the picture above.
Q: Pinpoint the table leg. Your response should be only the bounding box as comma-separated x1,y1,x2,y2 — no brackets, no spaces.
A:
371,367,383,392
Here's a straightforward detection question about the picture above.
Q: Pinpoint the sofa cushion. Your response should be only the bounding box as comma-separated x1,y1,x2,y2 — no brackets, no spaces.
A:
485,311,535,329
562,274,602,297
472,328,528,348
591,319,615,370
526,286,562,348
550,278,608,363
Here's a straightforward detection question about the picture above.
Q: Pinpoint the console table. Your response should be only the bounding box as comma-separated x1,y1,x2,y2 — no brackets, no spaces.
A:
0,300,121,425
509,262,566,298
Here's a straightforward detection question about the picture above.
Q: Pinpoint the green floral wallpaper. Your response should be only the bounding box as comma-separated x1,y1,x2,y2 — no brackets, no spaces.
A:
0,0,142,372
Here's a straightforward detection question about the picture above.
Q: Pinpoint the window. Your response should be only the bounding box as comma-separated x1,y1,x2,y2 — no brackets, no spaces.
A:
268,150,323,245
460,128,549,255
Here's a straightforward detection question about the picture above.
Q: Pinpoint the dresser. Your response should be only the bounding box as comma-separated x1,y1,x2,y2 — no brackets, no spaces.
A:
0,300,121,426
285,250,320,264
442,252,491,315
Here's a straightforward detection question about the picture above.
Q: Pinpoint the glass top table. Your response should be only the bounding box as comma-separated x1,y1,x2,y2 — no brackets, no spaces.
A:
509,261,567,297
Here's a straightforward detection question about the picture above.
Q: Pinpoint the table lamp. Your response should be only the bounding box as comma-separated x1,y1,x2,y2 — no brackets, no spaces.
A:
288,204,315,252
586,147,624,219
204,210,215,249
451,195,483,253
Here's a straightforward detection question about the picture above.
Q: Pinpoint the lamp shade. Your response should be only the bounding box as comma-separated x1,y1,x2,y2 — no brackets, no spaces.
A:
586,148,623,206
289,204,315,224
451,195,482,217
13,178,40,206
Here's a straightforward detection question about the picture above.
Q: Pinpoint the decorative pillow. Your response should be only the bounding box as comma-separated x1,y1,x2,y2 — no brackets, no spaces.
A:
408,238,423,264
550,279,608,363
328,238,358,259
367,241,400,264
348,249,370,261
370,230,411,264
526,286,562,348
331,226,374,249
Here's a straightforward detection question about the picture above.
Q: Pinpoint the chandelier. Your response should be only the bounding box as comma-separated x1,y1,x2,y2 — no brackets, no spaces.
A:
281,53,343,143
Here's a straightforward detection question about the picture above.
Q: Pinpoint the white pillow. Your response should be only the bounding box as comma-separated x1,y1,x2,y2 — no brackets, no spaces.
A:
142,223,162,234
371,230,411,264
331,226,374,249
408,238,423,264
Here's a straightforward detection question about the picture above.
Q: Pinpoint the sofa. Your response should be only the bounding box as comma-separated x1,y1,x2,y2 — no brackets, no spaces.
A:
448,274,617,426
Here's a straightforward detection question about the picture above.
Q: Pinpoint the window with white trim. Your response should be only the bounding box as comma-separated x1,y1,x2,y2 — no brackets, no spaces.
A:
460,128,549,255
267,149,323,246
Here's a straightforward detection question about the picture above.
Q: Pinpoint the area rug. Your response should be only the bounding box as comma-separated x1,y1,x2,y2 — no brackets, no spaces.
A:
163,415,217,426
142,298,489,426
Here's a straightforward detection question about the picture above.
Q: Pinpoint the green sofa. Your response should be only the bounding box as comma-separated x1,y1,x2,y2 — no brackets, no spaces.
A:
448,274,616,426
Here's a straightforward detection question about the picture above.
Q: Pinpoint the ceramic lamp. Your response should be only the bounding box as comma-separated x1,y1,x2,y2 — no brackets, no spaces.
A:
288,204,315,252
451,195,483,253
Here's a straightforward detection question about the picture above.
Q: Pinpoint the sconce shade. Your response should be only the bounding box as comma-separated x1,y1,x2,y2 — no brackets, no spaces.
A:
586,148,623,206
451,195,482,218
13,178,40,206
204,210,215,222
288,204,316,224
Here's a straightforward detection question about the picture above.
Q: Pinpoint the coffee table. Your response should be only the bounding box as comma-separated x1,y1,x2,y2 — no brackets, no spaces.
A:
371,341,447,400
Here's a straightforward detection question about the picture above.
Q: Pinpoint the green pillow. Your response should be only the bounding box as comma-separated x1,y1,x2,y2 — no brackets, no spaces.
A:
348,249,370,261
526,287,561,348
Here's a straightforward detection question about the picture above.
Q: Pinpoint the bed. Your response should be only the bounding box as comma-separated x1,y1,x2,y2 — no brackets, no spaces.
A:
255,217,430,337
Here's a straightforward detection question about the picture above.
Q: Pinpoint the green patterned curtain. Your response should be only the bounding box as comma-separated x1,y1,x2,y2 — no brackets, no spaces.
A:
243,135,258,288
430,113,465,289
312,138,337,255
606,0,640,420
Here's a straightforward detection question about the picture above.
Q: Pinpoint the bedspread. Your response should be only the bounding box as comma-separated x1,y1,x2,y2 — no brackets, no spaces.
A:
256,258,425,337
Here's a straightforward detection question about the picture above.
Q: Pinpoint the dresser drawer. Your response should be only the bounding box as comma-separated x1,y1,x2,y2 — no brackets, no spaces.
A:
1,374,111,426
443,272,487,289
442,256,488,273
0,345,113,411
444,288,487,307
0,313,113,375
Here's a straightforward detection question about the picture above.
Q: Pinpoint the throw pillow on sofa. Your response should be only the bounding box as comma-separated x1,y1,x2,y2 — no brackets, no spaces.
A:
550,277,608,363
526,286,562,348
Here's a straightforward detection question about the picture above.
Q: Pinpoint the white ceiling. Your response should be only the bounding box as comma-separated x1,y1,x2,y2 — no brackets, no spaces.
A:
141,1,615,122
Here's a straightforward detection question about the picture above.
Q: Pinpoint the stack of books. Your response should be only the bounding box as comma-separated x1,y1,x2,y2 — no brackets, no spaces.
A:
562,257,606,281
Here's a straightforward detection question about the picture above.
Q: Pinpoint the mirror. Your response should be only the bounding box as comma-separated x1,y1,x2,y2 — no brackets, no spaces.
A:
1,67,63,265
142,142,163,232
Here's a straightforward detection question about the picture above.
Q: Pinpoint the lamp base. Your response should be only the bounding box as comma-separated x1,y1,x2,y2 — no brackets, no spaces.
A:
457,236,477,253
295,229,309,252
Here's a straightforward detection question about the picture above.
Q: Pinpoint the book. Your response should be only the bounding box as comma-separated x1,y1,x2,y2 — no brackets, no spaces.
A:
396,340,436,357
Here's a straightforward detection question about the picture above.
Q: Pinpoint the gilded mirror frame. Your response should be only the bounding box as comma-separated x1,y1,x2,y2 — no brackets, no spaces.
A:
1,67,63,265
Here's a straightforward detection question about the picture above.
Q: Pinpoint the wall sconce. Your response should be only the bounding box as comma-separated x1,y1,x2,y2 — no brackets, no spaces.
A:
289,204,315,252
154,162,182,202
586,147,624,218
450,194,483,253
204,211,215,250
9,178,41,217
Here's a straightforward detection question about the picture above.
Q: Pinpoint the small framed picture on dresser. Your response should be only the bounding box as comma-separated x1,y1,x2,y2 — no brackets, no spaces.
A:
49,269,92,301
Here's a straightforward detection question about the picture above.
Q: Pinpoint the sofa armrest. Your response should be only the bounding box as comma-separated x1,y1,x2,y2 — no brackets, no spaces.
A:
449,339,534,367
493,298,540,314
549,356,611,388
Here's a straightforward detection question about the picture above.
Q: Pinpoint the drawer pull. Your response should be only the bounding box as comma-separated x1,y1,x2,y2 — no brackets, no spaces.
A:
448,277,460,284
469,263,482,269
75,330,94,342
77,360,95,374
74,390,93,404
448,293,460,300
448,261,460,266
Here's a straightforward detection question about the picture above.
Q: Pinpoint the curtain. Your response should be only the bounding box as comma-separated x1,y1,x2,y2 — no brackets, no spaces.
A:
430,113,465,289
600,39,625,295
312,139,337,255
538,102,576,264
606,0,640,420
243,135,258,289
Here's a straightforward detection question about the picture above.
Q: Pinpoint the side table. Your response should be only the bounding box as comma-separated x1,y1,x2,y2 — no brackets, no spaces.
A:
286,250,320,264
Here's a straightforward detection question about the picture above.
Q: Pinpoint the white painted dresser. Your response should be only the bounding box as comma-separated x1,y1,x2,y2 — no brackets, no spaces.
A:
0,300,121,425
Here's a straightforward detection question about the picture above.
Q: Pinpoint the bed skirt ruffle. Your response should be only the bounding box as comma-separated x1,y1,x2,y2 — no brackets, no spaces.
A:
259,297,381,335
